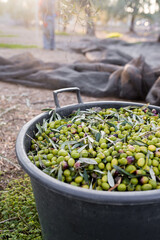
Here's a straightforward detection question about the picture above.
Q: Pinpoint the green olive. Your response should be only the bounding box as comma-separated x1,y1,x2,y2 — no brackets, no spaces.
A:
141,184,152,191
101,182,110,190
68,158,75,167
148,145,156,152
29,104,160,192
63,169,70,177
71,150,80,159
58,149,68,157
75,176,83,183
117,184,126,191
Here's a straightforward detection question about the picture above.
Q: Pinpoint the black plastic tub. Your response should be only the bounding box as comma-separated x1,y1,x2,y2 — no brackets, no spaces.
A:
16,87,160,240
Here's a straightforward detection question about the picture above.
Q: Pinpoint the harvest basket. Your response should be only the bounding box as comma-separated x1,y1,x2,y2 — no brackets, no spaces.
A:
16,87,160,240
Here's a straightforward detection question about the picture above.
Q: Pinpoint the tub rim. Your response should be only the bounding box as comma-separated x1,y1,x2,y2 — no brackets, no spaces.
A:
16,100,160,206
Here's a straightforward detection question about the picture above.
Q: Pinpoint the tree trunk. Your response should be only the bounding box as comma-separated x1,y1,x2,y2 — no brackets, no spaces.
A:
86,20,95,36
85,2,95,36
129,14,135,33
63,24,67,33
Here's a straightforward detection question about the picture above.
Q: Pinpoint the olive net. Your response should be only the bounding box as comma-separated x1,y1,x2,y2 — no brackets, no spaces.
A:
0,38,160,105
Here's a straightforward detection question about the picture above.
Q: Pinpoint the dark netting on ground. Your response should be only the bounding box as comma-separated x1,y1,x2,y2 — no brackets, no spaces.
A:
0,38,160,105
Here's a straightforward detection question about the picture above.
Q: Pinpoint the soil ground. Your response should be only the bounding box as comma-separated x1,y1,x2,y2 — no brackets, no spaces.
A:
0,23,155,190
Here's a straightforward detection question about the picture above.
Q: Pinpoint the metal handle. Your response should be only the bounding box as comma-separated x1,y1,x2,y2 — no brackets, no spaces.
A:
53,87,83,109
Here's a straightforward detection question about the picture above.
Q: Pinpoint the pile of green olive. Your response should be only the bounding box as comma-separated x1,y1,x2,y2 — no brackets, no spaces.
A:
28,105,160,191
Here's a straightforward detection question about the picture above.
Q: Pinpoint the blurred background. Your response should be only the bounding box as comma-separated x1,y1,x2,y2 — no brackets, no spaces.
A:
0,0,160,48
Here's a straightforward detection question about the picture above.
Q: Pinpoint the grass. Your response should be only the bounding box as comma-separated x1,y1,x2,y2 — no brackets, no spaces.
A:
55,31,70,36
0,175,42,240
0,34,18,38
0,43,38,49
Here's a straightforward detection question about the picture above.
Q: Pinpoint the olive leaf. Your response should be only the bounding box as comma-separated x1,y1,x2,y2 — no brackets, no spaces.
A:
105,137,115,145
78,158,98,165
120,120,127,126
149,167,156,181
107,170,115,187
94,116,104,122
79,171,84,177
90,178,93,189
41,119,48,132
74,108,81,116
77,144,88,153
95,132,101,142
141,103,150,110
56,113,62,120
71,114,84,123
83,169,89,185
123,107,133,113
50,128,60,133
38,156,45,169
58,165,63,181
72,142,84,150
61,140,77,149
42,108,52,112
89,126,99,133
88,139,93,149
151,123,157,131
43,167,58,175
101,130,106,138
106,121,118,131
126,116,133,126
135,115,144,124
57,124,67,130
87,135,94,143
93,169,104,175
113,165,134,178
44,135,50,143
42,154,47,159
50,167,58,174
49,138,58,149
122,134,128,143
36,123,42,134
144,150,150,168
108,177,122,192
130,140,148,147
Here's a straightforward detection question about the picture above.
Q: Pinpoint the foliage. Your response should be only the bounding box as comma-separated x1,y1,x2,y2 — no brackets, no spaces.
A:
57,0,99,35
0,175,42,240
5,0,37,27
102,0,160,32
104,0,158,19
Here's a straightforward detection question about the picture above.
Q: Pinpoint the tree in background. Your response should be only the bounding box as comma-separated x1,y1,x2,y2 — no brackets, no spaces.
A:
125,0,144,32
57,0,74,32
79,0,99,36
0,0,159,39
5,0,36,27
0,1,7,16
57,0,99,36
155,0,160,41
104,0,156,33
